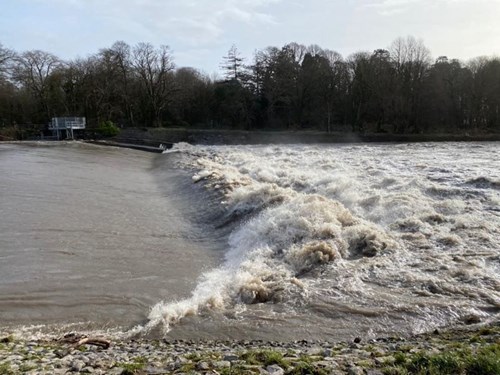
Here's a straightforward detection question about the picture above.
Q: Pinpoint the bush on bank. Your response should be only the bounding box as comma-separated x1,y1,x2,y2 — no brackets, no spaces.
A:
96,121,120,137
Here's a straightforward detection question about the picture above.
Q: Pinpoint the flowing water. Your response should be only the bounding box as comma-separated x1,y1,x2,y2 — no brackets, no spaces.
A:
1,141,499,341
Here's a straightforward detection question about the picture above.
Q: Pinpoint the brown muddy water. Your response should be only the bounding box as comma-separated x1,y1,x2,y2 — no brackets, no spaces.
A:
1,141,499,341
0,142,222,336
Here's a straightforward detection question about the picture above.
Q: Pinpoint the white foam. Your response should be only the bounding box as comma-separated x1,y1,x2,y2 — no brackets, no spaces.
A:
140,143,500,335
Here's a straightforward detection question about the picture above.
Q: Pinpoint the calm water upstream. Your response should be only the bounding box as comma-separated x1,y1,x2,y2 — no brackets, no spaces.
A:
1,142,499,341
0,142,222,336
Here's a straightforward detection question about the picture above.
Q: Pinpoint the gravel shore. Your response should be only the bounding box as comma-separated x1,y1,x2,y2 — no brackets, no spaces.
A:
1,323,499,374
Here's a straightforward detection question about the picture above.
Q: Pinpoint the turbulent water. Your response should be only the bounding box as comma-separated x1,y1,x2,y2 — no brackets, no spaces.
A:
1,142,499,341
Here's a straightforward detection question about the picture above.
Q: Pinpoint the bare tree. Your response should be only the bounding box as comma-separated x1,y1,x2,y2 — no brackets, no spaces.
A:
306,44,324,57
389,36,432,132
317,49,349,132
390,36,430,72
0,43,15,79
132,43,174,127
12,50,63,119
285,42,307,65
108,41,134,124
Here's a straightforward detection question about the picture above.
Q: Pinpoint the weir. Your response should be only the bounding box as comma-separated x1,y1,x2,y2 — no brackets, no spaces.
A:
86,139,172,153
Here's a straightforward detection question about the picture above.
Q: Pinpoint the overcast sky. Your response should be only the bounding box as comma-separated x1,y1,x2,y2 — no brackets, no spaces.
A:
2,0,500,75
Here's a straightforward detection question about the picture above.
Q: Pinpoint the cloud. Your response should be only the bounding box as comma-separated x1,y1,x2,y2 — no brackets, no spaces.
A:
358,0,423,15
33,0,282,47
10,0,500,73
358,0,485,15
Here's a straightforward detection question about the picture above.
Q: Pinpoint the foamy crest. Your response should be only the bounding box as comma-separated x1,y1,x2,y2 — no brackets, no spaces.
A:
142,143,500,335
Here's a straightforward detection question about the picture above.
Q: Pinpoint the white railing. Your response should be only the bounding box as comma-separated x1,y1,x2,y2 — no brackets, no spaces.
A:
49,117,86,130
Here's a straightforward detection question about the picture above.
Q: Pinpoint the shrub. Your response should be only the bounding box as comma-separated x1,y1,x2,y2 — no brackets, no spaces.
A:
96,121,120,137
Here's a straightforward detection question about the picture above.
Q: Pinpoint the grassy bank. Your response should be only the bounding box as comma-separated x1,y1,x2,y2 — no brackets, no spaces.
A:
1,323,499,374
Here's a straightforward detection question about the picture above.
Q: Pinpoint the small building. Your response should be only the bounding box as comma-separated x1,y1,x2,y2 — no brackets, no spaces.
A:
49,117,86,140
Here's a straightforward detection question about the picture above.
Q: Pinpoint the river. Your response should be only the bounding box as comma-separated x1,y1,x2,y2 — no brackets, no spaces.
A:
1,141,499,341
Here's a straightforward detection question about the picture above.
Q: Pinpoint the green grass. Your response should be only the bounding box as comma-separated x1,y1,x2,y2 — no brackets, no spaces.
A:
467,344,500,375
219,364,259,375
381,366,409,375
179,362,197,373
381,343,500,375
394,352,408,365
240,349,290,368
115,356,148,375
286,361,328,375
18,363,37,372
0,363,13,375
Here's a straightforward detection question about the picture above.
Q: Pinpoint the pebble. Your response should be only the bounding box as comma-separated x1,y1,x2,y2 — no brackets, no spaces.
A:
214,360,231,368
223,354,239,362
348,366,365,375
196,361,210,370
322,348,334,357
266,364,285,375
70,359,85,372
0,324,497,375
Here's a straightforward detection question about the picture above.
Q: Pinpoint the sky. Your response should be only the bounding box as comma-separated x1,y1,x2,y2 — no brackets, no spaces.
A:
2,0,500,75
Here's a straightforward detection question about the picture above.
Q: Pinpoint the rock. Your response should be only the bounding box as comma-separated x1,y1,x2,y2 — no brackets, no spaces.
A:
305,348,322,356
53,369,69,375
223,354,239,362
6,354,23,361
347,366,365,375
374,356,395,366
82,367,95,373
196,361,210,370
370,348,386,357
353,337,362,344
107,368,124,375
266,364,285,375
314,360,339,369
322,348,334,357
71,360,85,372
79,355,90,364
173,359,187,369
54,349,68,358
145,367,167,375
214,360,231,368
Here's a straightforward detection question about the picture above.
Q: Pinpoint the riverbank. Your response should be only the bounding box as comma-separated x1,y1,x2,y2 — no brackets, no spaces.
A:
1,322,499,374
111,128,500,147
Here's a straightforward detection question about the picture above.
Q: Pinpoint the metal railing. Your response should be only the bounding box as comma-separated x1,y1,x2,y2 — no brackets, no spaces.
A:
49,117,86,130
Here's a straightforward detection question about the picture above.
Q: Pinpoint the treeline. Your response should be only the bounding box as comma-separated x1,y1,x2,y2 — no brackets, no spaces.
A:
1,36,500,135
